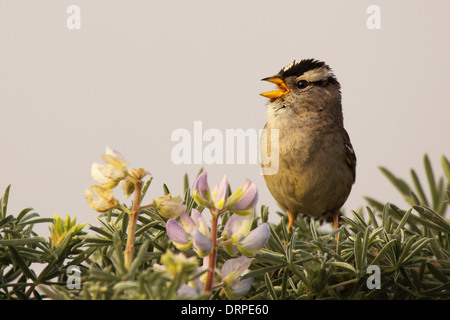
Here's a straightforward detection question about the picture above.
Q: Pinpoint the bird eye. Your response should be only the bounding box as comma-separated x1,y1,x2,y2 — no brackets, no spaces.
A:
297,80,309,89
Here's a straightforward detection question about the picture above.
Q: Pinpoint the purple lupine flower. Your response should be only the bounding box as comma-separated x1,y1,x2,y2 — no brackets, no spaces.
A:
211,175,229,210
192,172,212,207
226,179,258,216
236,223,270,257
221,256,253,299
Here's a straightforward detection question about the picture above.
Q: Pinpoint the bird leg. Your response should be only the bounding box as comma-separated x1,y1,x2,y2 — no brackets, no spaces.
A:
287,210,298,233
332,210,340,240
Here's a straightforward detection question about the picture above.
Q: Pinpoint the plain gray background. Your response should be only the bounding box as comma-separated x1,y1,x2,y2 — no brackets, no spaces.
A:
1,1,449,235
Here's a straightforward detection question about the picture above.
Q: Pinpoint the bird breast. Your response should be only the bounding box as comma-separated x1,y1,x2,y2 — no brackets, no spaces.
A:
260,124,353,217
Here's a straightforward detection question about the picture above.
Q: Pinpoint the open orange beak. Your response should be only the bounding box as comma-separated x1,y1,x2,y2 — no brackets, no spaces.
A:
260,76,290,99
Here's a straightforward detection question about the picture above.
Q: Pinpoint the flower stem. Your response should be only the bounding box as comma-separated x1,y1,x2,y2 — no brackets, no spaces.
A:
204,213,219,294
124,181,142,270
217,239,233,247
138,203,154,211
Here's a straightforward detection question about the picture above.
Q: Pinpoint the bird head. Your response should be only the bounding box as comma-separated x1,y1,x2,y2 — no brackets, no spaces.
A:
260,59,341,117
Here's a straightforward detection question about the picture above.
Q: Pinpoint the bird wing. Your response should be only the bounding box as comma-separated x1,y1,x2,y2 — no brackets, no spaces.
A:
342,128,356,183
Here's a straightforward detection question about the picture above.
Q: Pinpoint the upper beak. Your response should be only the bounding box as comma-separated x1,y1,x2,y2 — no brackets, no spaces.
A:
260,76,290,99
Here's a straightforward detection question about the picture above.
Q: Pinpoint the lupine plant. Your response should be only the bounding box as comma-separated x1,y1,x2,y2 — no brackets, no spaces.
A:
0,149,448,300
164,172,270,298
84,147,270,299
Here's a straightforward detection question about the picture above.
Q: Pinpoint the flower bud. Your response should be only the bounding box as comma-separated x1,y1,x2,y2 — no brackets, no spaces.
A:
160,250,198,278
50,214,86,248
119,178,135,198
85,185,119,212
211,175,228,210
192,172,212,207
226,179,258,216
153,194,187,219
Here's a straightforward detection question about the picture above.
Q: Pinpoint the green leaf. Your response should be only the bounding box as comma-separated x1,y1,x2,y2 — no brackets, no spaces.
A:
164,272,182,300
280,268,289,300
309,220,318,240
0,215,15,229
163,183,170,195
400,238,432,265
1,184,11,219
135,221,163,237
90,269,120,282
441,155,450,185
7,246,37,282
267,225,285,254
368,227,384,244
113,281,138,292
81,236,114,246
70,247,96,266
370,239,396,265
364,197,385,212
0,237,44,246
260,205,269,224
128,240,150,279
286,230,298,267
351,210,368,229
341,216,365,233
394,208,413,235
18,218,54,226
379,167,413,204
366,206,379,228
435,178,447,215
426,262,449,283
410,169,429,207
183,173,190,192
55,232,73,258
140,176,153,202
409,190,421,206
353,232,365,272
16,207,35,223
423,154,439,210
255,249,288,265
397,235,418,266
327,261,357,275
413,205,450,233
89,226,113,238
264,272,277,300
242,264,285,279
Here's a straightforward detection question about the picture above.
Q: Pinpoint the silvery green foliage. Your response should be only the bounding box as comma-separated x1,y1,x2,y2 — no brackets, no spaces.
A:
0,155,449,300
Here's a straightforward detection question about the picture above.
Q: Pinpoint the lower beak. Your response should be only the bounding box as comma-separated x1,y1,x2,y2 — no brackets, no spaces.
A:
260,76,290,99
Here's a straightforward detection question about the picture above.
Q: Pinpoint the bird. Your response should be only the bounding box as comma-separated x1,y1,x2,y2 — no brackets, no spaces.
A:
259,59,356,235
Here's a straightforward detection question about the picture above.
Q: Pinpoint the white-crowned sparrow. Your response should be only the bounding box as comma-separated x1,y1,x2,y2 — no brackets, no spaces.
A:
260,59,356,233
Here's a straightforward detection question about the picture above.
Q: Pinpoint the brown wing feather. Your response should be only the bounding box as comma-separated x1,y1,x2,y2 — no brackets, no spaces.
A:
342,128,356,183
